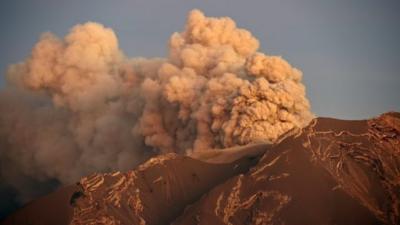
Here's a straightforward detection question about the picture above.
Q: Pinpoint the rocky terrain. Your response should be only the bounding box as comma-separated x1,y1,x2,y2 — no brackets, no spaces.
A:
2,112,399,225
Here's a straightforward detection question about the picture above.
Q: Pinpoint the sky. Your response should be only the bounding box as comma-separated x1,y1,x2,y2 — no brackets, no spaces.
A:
0,0,399,119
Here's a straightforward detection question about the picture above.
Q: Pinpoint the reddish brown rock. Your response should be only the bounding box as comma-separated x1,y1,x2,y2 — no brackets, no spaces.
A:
69,153,259,225
2,112,399,225
173,113,400,225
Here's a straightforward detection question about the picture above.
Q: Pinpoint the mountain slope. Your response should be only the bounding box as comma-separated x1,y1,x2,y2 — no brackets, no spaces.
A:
173,113,400,224
2,112,399,225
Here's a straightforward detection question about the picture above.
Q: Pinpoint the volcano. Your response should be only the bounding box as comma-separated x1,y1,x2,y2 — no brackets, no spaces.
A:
1,112,399,225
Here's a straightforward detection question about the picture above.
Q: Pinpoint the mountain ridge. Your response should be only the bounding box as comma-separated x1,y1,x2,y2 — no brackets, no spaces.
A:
2,112,399,225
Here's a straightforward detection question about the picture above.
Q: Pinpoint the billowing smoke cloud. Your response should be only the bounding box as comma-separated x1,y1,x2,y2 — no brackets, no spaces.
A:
0,10,313,200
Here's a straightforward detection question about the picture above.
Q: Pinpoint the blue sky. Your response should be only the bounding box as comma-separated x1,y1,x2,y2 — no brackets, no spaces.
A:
0,0,399,119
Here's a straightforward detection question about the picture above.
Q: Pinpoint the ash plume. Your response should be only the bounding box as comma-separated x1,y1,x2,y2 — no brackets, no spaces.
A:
0,10,313,200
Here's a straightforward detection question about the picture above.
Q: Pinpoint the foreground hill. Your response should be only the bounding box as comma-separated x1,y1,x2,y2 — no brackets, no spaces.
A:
2,112,399,225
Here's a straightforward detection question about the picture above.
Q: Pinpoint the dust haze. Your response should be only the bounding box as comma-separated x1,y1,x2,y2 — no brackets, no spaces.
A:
0,10,313,201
